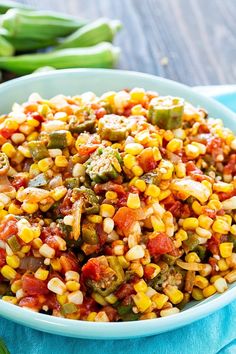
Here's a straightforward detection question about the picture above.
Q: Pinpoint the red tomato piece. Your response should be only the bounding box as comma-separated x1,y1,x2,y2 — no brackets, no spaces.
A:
22,274,49,296
186,161,203,176
76,145,98,156
207,235,220,255
11,175,28,190
0,215,18,241
82,258,102,281
113,207,143,235
60,253,79,273
0,248,6,267
115,283,135,300
137,148,156,172
19,296,41,308
147,232,174,256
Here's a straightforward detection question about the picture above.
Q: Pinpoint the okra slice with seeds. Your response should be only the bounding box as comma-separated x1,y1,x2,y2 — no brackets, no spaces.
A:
85,146,122,183
47,130,68,149
0,152,10,175
98,114,129,141
148,96,184,130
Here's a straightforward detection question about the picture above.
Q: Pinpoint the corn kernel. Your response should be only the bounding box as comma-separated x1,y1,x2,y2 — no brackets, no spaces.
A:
158,190,171,201
175,229,188,241
219,242,233,258
34,268,49,281
87,214,103,223
66,280,80,292
51,186,67,201
202,285,216,298
1,265,17,280
18,227,34,243
134,179,146,192
55,155,68,168
218,259,229,271
127,193,140,209
194,275,209,289
38,158,53,172
185,144,200,158
213,182,233,193
214,277,228,293
125,143,144,155
56,294,67,305
22,202,39,214
163,285,184,305
8,203,22,215
160,307,180,317
132,292,152,312
11,280,22,294
32,238,43,249
105,191,117,200
166,138,183,152
6,255,20,269
145,184,160,198
192,287,204,300
132,165,143,177
2,142,16,158
152,293,169,309
105,293,118,304
51,258,62,271
100,204,115,218
68,290,83,305
103,217,114,234
126,245,145,261
185,252,200,263
144,263,161,279
39,244,55,258
87,312,97,321
182,217,199,230
47,277,66,295
198,215,213,229
123,154,136,169
192,201,202,216
225,270,236,283
134,279,148,293
2,296,17,304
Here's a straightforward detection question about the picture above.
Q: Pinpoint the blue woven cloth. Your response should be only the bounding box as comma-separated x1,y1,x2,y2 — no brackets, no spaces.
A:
1,87,236,354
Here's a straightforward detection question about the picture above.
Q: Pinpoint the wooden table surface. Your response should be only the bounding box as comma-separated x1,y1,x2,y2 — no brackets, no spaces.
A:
18,0,236,86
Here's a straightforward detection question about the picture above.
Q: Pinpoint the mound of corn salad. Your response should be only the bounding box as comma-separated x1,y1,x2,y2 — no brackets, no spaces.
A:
0,88,236,323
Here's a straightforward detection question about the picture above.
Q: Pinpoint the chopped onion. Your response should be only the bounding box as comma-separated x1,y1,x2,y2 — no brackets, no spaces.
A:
0,175,15,194
222,196,236,210
72,200,83,240
170,178,211,204
19,256,43,272
176,259,204,271
16,187,50,203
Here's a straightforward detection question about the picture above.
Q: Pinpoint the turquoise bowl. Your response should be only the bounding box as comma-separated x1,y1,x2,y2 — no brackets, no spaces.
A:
0,69,236,339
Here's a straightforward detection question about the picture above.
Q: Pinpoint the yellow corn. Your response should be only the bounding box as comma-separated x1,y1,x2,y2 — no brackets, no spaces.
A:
125,143,144,155
158,190,171,201
134,279,148,293
26,132,39,142
194,275,209,289
8,203,22,215
191,287,204,301
213,182,233,193
130,88,145,102
127,193,141,209
11,280,22,294
212,219,230,235
50,258,62,271
66,280,80,292
51,186,67,201
207,200,222,211
105,191,117,200
152,293,169,309
55,155,68,168
198,215,213,229
34,268,49,281
38,158,53,172
134,179,146,192
185,144,200,158
2,296,17,304
22,202,39,214
175,162,186,178
166,138,183,152
2,142,16,158
219,242,233,258
182,217,199,230
18,227,34,243
87,214,103,223
117,255,130,269
87,312,97,321
100,204,115,217
132,292,152,312
218,259,229,271
27,117,40,127
163,285,184,305
225,270,236,283
230,225,236,235
1,265,17,280
56,294,67,305
185,252,200,263
160,307,180,317
132,165,144,177
150,215,165,232
175,229,188,241
39,244,55,258
144,263,161,279
192,201,202,216
214,277,228,293
6,255,20,269
123,154,137,170
145,184,160,198
105,293,118,304
47,277,66,295
202,285,216,298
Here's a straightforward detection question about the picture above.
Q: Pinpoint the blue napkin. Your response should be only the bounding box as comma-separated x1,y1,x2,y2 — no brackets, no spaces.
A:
1,86,236,354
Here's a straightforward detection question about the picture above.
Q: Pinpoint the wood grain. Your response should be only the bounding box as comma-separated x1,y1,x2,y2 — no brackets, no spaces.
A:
14,0,236,85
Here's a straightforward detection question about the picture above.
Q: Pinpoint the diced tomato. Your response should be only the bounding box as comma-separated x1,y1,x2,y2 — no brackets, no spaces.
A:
103,305,118,321
144,265,156,279
206,137,223,159
0,248,6,267
115,283,135,300
218,190,236,202
113,207,143,235
60,252,79,273
147,232,175,256
31,112,44,122
82,258,102,281
0,215,18,241
58,190,73,216
208,257,218,275
137,148,156,172
201,207,217,218
19,296,41,308
224,154,236,176
96,223,108,245
186,161,203,176
47,293,60,310
76,145,98,156
78,297,98,318
198,124,210,134
207,235,220,255
22,274,49,296
11,175,28,190
0,127,16,139
95,107,106,119
94,181,126,195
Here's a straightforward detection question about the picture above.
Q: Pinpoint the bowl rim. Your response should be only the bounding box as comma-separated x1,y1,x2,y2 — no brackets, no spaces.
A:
0,68,235,339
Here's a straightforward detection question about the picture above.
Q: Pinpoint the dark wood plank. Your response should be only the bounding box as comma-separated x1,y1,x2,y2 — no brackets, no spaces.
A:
12,0,236,86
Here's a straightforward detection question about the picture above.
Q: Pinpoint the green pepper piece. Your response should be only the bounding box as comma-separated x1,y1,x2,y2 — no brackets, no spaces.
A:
61,303,77,315
28,140,49,161
183,233,199,252
69,119,95,134
148,96,184,130
64,177,80,189
88,256,125,297
98,114,129,141
193,245,207,261
140,171,161,185
228,234,236,252
48,130,68,149
0,338,10,354
28,173,49,187
117,304,133,316
0,153,9,176
85,146,122,183
7,235,21,252
162,254,178,266
82,220,99,245
0,283,9,296
73,187,100,214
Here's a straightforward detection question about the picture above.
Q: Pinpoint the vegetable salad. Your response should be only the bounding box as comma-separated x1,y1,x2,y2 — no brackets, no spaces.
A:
0,88,236,322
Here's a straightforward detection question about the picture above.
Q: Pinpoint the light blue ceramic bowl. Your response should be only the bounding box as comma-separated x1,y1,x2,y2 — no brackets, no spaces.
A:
0,69,236,339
